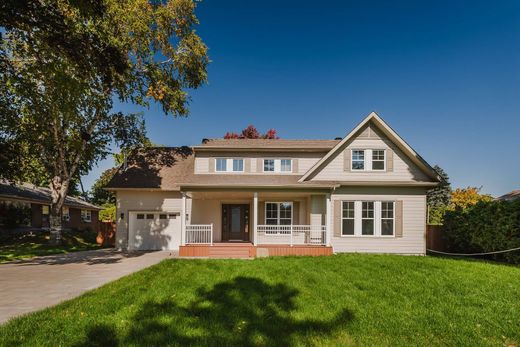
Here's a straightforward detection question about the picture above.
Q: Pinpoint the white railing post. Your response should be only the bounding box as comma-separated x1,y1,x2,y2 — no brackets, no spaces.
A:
181,192,186,246
325,193,332,246
210,223,214,246
253,192,258,245
290,225,293,247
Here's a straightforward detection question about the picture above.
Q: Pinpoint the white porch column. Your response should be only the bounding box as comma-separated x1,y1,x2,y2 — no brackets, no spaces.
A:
181,191,186,246
253,192,258,245
325,193,332,246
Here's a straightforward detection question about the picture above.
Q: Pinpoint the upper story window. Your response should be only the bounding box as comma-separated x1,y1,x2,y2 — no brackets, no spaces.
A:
263,159,292,173
216,158,244,172
351,149,385,171
280,159,292,172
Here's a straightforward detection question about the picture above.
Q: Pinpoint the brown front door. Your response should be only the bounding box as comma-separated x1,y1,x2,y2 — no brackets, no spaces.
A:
222,204,250,241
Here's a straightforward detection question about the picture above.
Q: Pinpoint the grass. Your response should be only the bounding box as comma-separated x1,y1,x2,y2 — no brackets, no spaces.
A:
0,230,104,263
0,254,519,346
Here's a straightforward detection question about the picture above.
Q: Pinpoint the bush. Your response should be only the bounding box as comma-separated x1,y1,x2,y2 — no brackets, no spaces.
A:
0,202,31,229
443,199,520,264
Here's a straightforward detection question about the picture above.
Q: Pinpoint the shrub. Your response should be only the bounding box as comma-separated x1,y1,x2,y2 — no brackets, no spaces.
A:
443,199,520,264
99,203,116,222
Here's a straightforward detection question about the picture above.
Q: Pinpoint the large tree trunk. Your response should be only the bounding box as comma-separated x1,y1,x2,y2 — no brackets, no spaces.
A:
49,176,69,245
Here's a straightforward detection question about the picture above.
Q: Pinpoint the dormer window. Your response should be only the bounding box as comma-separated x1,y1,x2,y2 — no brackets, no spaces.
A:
263,159,292,173
216,158,244,172
351,149,386,171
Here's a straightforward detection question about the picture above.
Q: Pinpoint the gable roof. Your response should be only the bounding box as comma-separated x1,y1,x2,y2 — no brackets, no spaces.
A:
299,112,442,182
0,180,102,210
497,190,520,201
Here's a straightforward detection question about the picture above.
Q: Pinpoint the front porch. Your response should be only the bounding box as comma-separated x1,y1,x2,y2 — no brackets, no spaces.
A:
178,190,333,258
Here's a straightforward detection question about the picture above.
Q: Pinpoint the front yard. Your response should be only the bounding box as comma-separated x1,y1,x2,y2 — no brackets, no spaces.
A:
0,254,519,346
0,230,104,263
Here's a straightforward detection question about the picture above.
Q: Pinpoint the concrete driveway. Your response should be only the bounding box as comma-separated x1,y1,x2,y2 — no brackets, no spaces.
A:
0,249,175,324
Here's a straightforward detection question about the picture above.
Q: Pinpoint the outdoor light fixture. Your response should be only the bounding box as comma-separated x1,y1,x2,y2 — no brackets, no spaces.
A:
120,213,124,220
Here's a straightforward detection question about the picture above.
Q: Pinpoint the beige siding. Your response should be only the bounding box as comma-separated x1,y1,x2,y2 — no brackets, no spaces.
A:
190,199,222,242
311,135,430,182
115,190,191,250
331,187,427,254
193,153,322,175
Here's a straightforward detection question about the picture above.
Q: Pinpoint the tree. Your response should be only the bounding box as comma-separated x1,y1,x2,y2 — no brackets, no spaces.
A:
450,187,493,210
90,167,118,206
1,0,209,243
224,125,279,139
426,165,451,224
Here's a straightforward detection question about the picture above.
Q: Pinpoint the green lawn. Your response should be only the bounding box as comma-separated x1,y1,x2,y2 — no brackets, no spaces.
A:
0,230,104,263
0,255,519,346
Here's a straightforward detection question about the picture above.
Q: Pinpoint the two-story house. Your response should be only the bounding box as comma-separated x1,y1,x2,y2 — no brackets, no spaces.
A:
106,112,441,257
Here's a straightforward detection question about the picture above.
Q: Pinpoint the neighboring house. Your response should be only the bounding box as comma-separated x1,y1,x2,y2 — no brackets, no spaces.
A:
497,190,520,201
106,112,441,257
0,181,102,231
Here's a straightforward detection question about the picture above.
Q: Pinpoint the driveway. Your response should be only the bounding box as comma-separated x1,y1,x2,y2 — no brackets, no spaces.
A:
0,249,175,324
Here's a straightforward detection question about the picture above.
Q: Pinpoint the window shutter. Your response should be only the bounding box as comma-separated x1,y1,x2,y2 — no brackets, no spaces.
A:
386,149,394,172
292,159,298,174
343,150,351,172
257,158,263,173
258,201,265,225
245,158,251,172
333,200,341,237
395,200,403,237
292,201,299,224
208,158,215,173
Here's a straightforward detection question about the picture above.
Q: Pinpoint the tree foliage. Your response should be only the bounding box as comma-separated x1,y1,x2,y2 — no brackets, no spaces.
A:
426,165,451,225
443,198,520,264
0,0,209,243
224,125,279,139
449,187,493,210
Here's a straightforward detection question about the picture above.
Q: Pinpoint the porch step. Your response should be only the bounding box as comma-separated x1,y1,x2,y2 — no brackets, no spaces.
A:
179,243,255,258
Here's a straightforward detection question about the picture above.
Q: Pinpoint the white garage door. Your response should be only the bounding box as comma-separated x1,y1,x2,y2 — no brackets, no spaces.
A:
129,211,181,250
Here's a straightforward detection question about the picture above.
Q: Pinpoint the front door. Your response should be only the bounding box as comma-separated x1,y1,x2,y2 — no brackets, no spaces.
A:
222,204,249,241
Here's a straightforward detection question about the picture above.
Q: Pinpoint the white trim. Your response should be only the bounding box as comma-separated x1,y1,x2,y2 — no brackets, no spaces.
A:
299,111,441,182
215,158,244,173
338,200,396,238
264,201,293,232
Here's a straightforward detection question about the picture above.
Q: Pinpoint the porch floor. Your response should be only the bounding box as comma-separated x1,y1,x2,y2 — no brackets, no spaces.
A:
179,243,333,259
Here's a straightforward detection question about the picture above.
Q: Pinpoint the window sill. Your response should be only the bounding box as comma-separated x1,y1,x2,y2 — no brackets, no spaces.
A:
339,235,395,238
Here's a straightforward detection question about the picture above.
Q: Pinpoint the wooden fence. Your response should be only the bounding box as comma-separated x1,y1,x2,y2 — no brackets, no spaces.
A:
426,225,445,252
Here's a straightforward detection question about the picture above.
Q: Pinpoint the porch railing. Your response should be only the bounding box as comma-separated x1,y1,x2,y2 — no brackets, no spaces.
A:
257,225,327,246
186,224,213,245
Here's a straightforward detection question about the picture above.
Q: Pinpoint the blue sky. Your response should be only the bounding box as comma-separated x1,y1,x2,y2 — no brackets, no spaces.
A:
83,0,520,196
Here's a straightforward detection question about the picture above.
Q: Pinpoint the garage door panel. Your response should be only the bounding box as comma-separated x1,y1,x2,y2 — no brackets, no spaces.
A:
129,212,181,250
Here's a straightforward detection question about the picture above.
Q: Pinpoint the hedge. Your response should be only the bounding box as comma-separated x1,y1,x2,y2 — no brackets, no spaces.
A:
443,198,520,264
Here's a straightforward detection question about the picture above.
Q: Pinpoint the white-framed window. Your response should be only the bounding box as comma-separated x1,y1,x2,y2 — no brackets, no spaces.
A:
216,158,227,172
232,159,244,172
351,149,386,171
263,159,275,172
81,209,92,223
339,200,397,237
351,150,365,170
381,201,395,236
265,202,293,226
216,158,244,172
62,206,70,221
372,150,386,171
361,202,375,235
341,201,355,235
263,159,292,173
280,159,292,172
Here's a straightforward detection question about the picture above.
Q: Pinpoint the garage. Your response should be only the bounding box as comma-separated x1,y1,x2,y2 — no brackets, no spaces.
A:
128,211,181,250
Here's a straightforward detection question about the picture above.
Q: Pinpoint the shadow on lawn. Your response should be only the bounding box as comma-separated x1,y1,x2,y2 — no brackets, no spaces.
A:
76,276,353,346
